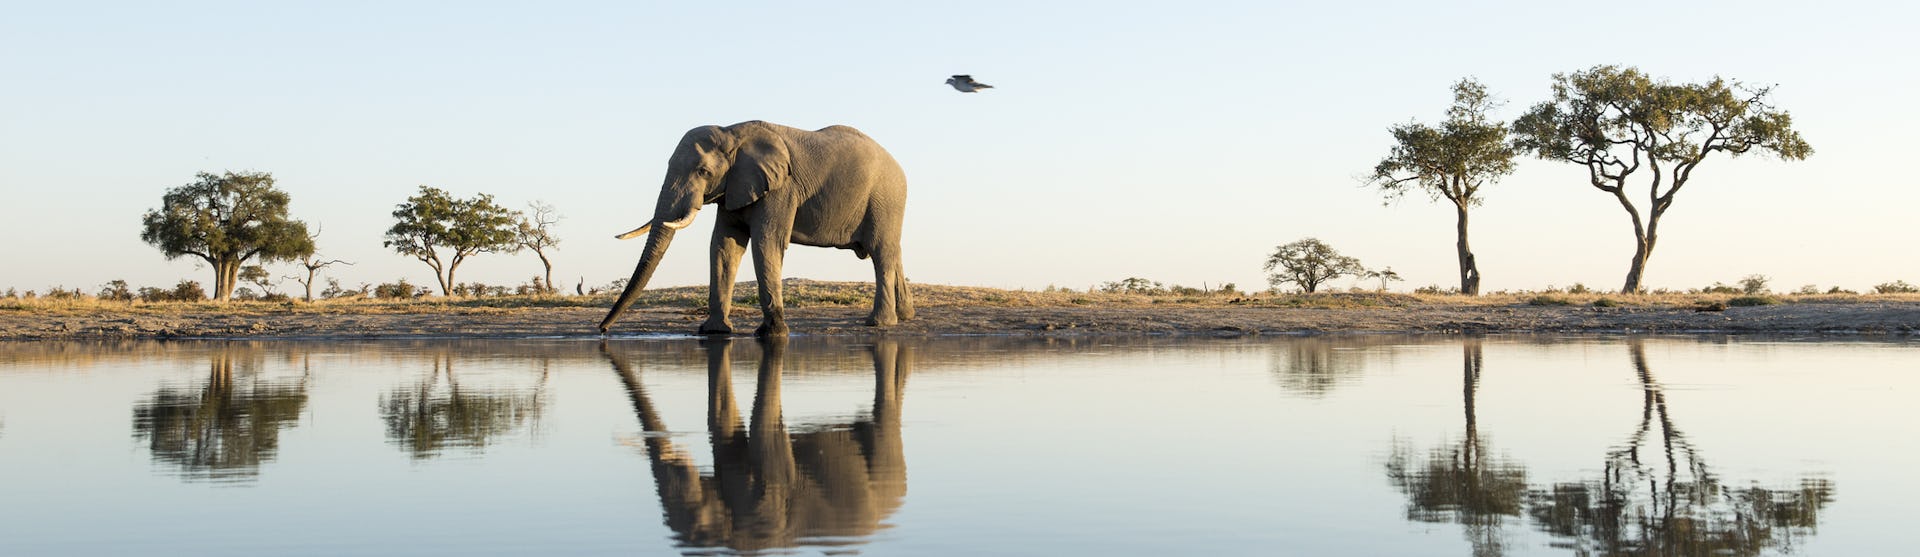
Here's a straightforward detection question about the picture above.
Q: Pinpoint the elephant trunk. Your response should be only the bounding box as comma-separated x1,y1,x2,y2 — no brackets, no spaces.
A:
599,225,678,333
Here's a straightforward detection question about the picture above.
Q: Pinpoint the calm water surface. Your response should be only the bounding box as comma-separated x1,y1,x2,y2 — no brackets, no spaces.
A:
0,335,1914,556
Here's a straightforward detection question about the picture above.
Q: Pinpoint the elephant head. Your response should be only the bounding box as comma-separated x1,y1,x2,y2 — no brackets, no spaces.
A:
600,122,793,333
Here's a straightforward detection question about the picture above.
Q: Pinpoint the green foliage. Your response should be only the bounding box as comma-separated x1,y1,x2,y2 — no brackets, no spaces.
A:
1739,274,1770,295
1794,284,1822,295
1264,238,1366,293
1873,280,1919,294
1728,295,1779,307
139,171,314,300
1512,66,1811,292
1414,284,1458,295
1591,297,1620,308
1364,267,1405,292
384,186,522,295
1369,78,1516,208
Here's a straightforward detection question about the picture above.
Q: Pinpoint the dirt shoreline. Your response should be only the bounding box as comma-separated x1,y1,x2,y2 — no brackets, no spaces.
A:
3,301,1918,340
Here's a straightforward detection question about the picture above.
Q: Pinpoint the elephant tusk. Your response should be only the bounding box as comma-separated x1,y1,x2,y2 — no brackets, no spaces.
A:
614,223,652,240
660,207,701,230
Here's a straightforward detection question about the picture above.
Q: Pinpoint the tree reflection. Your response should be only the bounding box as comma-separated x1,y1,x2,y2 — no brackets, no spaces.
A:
1525,339,1833,556
380,351,546,459
606,336,910,555
131,343,308,482
1270,337,1376,396
1386,339,1529,557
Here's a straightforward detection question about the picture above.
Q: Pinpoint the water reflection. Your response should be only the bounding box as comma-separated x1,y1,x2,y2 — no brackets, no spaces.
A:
1269,336,1385,397
130,343,309,482
1525,339,1833,556
1387,339,1529,557
380,350,548,459
1387,338,1835,556
605,337,910,555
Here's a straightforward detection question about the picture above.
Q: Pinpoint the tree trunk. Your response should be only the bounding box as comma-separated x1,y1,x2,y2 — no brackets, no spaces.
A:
437,264,454,297
539,252,554,295
303,268,317,302
212,259,240,301
1455,204,1480,296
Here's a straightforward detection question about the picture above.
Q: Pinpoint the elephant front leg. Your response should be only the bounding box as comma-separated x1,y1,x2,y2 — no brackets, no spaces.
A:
749,225,791,337
703,221,750,335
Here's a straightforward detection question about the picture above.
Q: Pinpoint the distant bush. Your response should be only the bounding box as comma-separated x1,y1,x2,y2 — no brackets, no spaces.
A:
1527,295,1574,306
1591,298,1620,308
1699,282,1742,295
1794,284,1822,296
2,288,16,299
450,282,510,297
1739,274,1770,295
43,286,88,300
321,278,370,300
137,280,206,302
1873,280,1919,294
1692,300,1729,312
1827,286,1859,295
375,279,431,299
1728,295,1779,307
1415,284,1459,295
98,280,134,302
1100,277,1165,295
1566,283,1592,295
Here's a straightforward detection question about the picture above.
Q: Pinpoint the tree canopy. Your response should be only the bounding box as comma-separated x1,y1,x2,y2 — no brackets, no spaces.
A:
1264,238,1365,293
1367,78,1515,295
139,171,314,301
383,186,521,296
1512,65,1811,293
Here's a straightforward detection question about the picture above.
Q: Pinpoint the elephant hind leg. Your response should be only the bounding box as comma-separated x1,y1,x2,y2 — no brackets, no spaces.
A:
868,241,910,326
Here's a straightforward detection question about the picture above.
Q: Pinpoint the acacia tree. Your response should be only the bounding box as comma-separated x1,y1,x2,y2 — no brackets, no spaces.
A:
1367,78,1515,295
384,186,521,296
515,201,562,294
1264,238,1366,293
140,171,314,301
1512,65,1811,293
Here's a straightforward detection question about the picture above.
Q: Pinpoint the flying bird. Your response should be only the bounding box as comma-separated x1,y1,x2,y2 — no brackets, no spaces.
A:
945,75,993,93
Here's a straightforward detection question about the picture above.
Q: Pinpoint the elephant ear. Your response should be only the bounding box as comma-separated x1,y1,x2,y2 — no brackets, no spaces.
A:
723,136,792,211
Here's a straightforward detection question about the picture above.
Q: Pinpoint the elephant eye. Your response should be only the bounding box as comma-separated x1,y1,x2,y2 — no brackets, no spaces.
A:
693,167,711,176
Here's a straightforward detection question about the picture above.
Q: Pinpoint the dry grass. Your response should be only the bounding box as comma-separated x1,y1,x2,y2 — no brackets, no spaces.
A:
4,279,1919,316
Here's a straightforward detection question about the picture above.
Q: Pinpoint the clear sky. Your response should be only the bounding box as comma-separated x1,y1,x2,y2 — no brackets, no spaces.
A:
3,1,1915,295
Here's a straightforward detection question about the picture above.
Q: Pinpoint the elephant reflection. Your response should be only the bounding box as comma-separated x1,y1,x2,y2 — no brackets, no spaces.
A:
1386,339,1528,557
1526,339,1832,556
380,350,547,459
604,337,909,554
131,343,308,482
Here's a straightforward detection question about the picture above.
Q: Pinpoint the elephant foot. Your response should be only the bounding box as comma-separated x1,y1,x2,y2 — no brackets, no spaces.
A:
866,313,899,327
755,319,789,338
896,307,915,321
698,320,734,335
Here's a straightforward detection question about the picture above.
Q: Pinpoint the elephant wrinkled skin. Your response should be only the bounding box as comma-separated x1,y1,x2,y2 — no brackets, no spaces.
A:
600,121,913,336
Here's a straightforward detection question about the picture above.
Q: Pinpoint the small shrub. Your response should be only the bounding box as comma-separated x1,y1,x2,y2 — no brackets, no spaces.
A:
169,280,206,301
1700,282,1741,295
1873,280,1919,294
43,286,87,300
1069,297,1092,305
1794,284,1821,296
1415,284,1457,295
1827,286,1858,295
1592,298,1619,308
1567,283,1592,295
1100,277,1165,295
1527,295,1574,306
1728,295,1778,307
375,279,430,299
1739,274,1770,295
98,280,134,302
2,287,16,299
1692,300,1729,312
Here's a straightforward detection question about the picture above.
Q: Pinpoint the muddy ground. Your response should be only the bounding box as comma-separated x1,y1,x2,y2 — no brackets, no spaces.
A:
4,301,1918,340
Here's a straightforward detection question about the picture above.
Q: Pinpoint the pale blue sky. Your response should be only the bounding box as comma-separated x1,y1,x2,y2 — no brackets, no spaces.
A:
4,1,1915,295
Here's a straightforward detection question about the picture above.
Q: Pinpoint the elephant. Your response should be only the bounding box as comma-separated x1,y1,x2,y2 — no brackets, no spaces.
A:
603,337,910,553
599,121,914,337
